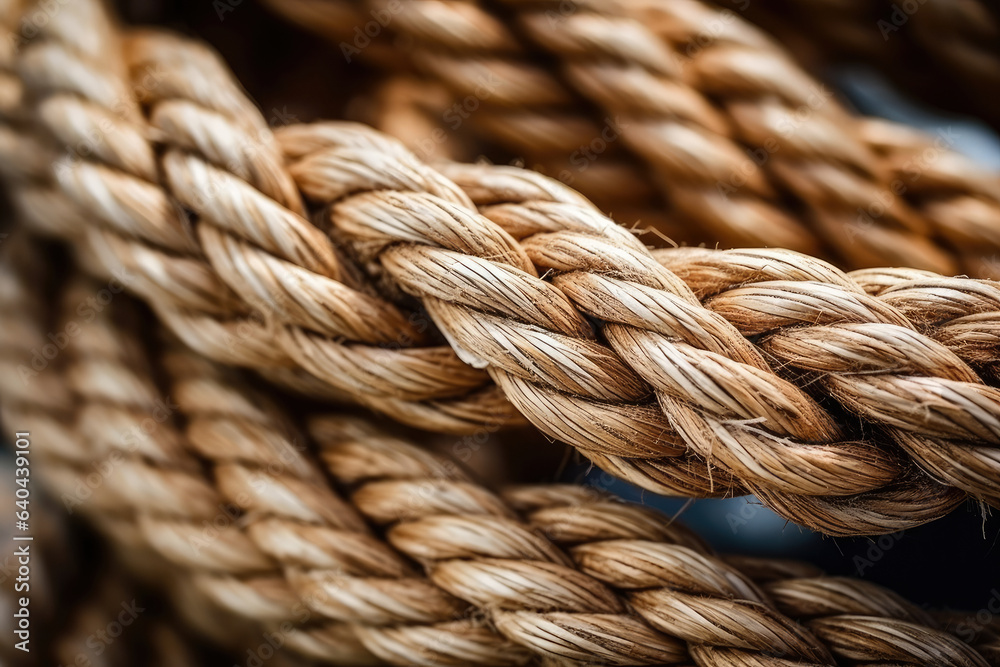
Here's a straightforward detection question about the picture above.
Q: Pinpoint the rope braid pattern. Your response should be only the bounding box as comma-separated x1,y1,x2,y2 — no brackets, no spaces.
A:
266,0,1000,279
51,264,385,659
0,0,99,239
286,136,1000,534
5,0,1000,535
856,117,1000,280
1,250,993,667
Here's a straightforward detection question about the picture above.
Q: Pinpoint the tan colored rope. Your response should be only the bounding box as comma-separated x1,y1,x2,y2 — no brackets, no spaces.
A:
5,0,1000,535
0,0,95,239
265,0,1000,279
1,249,993,667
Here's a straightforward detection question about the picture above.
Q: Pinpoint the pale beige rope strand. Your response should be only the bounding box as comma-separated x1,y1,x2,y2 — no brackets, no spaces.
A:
205,5,989,520
51,279,294,617
0,0,42,184
121,27,460,349
121,28,515,433
656,246,1000,515
0,233,510,664
606,0,948,268
11,0,251,321
17,0,526,434
857,118,1000,282
55,279,384,664
445,0,987,273
81,338,1000,666
24,85,997,533
264,0,701,245
0,257,708,666
162,351,550,666
480,167,997,522
30,99,1000,533
164,349,527,665
0,0,96,239
0,238,326,662
51,298,991,666
3,0,522,434
315,416,830,666
487,0,842,251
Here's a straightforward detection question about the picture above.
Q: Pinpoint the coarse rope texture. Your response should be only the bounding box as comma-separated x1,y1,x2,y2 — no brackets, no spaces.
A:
264,0,1000,280
1,243,998,667
4,0,1000,536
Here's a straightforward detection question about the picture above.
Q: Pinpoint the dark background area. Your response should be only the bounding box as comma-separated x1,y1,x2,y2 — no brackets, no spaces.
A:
114,0,376,126
576,462,1000,611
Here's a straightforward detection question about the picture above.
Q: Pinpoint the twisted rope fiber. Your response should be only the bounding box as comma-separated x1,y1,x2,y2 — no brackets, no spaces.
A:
0,244,380,663
266,0,1000,280
10,0,1000,535
0,0,101,240
1,254,994,666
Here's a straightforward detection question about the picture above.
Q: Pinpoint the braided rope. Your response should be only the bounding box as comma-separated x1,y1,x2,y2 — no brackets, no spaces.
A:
287,134,1000,533
1,247,993,666
0,0,96,239
264,0,1000,280
4,0,1000,535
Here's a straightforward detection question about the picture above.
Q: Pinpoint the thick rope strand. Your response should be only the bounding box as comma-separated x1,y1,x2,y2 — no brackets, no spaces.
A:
282,131,998,533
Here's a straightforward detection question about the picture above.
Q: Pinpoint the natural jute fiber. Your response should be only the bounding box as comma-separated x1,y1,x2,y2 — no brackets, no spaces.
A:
1,244,996,667
266,0,1000,279
4,0,1000,536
